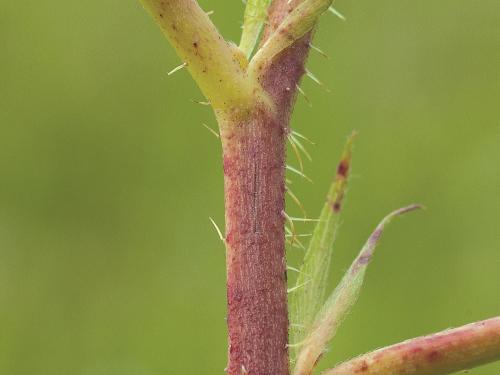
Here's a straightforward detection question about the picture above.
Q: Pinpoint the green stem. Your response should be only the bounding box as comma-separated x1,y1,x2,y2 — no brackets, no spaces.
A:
139,0,254,110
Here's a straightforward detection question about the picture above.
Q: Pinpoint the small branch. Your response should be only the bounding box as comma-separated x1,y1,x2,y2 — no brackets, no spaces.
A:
322,317,500,375
250,0,333,77
246,0,314,127
260,0,302,43
140,0,254,110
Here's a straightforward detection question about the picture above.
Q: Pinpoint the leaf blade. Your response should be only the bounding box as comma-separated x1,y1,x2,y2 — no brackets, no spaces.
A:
290,132,356,358
293,204,422,375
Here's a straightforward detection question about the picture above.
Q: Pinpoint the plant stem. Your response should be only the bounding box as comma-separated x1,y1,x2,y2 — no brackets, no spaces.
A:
322,317,500,375
138,2,500,374
219,105,288,375
139,2,327,374
219,1,317,372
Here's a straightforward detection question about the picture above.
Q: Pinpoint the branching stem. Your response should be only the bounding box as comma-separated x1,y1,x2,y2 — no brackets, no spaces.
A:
250,0,332,78
137,2,500,375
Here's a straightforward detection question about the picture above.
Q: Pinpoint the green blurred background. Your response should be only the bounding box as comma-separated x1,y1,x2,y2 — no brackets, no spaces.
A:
1,0,499,374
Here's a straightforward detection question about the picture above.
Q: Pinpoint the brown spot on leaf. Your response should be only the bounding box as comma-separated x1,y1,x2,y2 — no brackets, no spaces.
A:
332,201,341,212
337,159,349,177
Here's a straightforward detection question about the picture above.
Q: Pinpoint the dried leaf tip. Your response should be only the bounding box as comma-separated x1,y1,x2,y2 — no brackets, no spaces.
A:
351,204,422,272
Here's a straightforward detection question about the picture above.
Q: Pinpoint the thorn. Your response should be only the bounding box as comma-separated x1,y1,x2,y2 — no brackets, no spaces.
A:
284,221,307,250
191,99,211,106
289,134,312,161
286,340,305,348
291,130,315,145
286,239,305,249
286,164,313,183
284,213,304,250
305,69,323,86
167,62,187,76
296,84,311,106
287,266,311,277
284,226,296,240
287,279,311,294
287,265,302,273
328,6,346,21
287,187,307,217
305,69,331,93
287,216,321,222
290,323,306,328
309,43,329,59
286,178,293,185
288,134,304,172
202,123,220,138
285,233,312,238
241,365,248,375
208,217,225,242
206,10,214,16
289,239,305,248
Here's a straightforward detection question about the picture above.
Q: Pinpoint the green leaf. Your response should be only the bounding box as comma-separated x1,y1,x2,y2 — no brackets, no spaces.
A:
293,204,422,375
239,0,272,59
290,132,356,358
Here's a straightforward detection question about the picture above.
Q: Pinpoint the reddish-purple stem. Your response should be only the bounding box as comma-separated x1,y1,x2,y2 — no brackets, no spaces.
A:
222,2,313,374
222,107,288,375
